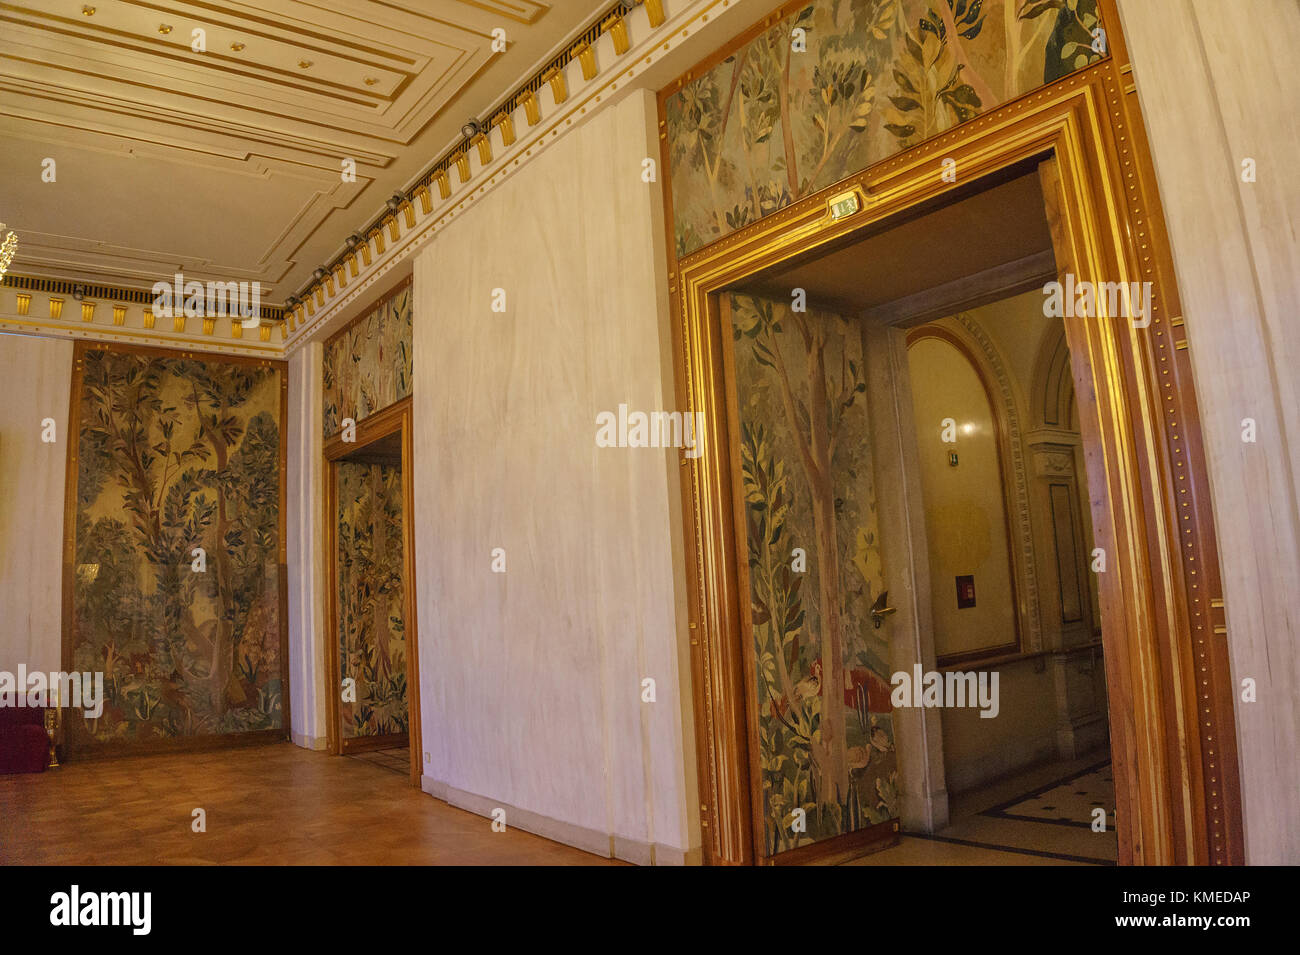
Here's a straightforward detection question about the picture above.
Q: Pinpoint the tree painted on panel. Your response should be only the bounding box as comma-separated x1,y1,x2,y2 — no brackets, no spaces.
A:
71,350,281,744
664,0,1106,256
733,294,897,851
337,461,408,737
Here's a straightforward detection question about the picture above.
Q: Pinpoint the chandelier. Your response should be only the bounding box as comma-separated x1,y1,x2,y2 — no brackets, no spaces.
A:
0,224,17,280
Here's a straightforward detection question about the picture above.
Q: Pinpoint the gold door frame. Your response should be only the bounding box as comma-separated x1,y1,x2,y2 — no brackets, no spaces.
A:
664,38,1243,865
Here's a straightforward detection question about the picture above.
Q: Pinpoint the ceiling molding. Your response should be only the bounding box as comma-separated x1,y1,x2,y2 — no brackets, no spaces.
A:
286,0,740,352
0,0,571,295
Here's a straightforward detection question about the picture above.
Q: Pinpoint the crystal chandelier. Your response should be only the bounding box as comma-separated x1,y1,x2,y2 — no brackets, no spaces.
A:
0,224,17,280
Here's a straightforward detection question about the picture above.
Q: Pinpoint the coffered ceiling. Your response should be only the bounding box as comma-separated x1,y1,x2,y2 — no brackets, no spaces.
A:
0,0,598,300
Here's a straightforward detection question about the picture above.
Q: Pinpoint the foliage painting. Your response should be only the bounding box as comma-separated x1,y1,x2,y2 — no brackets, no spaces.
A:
322,283,413,438
665,0,1105,256
336,461,408,738
69,349,283,749
731,293,898,853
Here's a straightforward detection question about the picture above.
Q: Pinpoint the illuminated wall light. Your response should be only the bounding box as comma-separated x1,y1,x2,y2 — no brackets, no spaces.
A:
231,318,243,339
259,323,271,342
49,298,64,320
80,302,95,322
143,308,155,329
112,304,126,325
202,317,215,335
15,292,30,316
174,314,186,332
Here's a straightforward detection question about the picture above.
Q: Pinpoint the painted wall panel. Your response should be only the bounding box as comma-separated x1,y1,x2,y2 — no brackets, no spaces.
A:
664,0,1106,256
336,460,408,738
729,292,898,853
65,348,284,751
322,283,412,438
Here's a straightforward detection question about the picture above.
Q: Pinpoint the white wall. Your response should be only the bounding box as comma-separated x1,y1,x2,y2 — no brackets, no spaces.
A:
410,89,697,864
1118,0,1300,864
286,342,328,748
0,334,72,676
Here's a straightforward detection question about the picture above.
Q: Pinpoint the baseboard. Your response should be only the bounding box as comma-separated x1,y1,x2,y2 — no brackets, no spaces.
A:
290,731,328,751
419,775,699,865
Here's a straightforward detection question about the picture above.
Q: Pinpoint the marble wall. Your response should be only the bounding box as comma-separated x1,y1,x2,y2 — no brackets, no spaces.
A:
287,343,328,749
1118,0,1300,864
410,90,698,864
0,334,72,676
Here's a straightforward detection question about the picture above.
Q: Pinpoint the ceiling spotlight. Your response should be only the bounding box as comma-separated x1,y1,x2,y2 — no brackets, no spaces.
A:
72,284,86,302
618,0,636,12
312,268,327,281
345,233,361,248
385,194,405,212
461,118,482,140
284,294,299,308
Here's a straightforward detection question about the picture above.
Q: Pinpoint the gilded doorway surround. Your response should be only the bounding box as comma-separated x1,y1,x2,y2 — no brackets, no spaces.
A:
660,0,1243,866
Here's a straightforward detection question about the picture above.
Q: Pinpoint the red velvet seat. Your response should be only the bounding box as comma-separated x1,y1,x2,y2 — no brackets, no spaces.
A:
0,706,49,774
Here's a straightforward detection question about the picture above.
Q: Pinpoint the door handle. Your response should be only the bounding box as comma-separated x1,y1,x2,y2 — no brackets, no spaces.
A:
870,591,897,629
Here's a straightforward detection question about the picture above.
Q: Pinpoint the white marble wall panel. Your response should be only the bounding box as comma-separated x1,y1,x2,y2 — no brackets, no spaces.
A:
411,90,697,863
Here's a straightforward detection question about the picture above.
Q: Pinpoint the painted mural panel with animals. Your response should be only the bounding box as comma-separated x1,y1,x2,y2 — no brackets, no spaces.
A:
665,0,1106,257
731,292,897,854
68,349,283,750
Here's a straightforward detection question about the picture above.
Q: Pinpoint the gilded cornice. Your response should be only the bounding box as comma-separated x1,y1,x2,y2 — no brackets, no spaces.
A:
284,0,731,354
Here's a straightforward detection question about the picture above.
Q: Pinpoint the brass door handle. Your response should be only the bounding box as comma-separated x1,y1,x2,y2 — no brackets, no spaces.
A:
870,591,897,629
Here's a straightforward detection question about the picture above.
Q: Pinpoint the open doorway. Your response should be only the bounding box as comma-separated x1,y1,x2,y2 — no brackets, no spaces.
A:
901,296,1114,864
721,167,1116,864
323,398,422,785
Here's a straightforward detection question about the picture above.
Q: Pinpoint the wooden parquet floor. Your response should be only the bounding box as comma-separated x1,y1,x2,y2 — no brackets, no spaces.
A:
0,742,618,866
